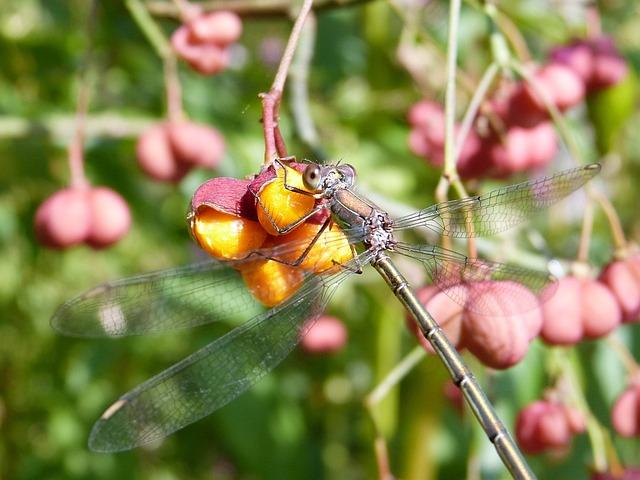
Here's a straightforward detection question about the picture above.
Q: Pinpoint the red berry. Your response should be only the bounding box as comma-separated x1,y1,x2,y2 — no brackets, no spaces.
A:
86,187,131,248
168,121,225,169
600,253,640,322
189,11,242,45
581,278,623,339
589,36,628,91
407,101,445,140
507,64,585,128
540,276,584,344
611,384,640,437
300,315,348,354
136,123,191,182
461,281,542,369
516,400,585,454
540,276,621,345
407,128,432,159
407,101,447,166
410,285,465,354
171,11,241,75
529,63,586,111
549,41,594,85
489,122,557,175
407,100,491,178
35,188,92,249
550,36,628,93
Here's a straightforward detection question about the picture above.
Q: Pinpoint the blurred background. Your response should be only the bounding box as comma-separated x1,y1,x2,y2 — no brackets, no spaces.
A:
1,1,639,479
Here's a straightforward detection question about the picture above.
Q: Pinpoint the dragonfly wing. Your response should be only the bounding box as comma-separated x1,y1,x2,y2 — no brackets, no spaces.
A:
393,164,600,237
88,269,347,452
51,260,265,337
396,243,556,315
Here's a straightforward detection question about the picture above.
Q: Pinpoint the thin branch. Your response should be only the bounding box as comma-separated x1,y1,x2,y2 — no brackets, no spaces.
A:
146,0,372,18
259,0,315,166
69,0,101,190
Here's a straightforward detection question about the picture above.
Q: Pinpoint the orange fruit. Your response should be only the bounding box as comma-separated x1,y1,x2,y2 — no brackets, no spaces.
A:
269,222,354,274
241,256,306,307
256,166,316,236
190,206,267,260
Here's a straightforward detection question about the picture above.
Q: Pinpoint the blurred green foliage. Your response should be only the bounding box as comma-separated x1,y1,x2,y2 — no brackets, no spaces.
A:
1,1,639,479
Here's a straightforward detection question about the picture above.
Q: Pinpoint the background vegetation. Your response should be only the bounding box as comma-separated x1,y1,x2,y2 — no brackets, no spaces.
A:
1,1,639,479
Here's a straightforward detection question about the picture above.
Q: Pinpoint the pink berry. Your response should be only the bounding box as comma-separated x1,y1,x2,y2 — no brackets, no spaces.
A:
168,121,226,169
171,25,231,75
189,11,242,45
525,122,558,168
407,128,432,159
455,128,489,178
541,276,621,345
550,41,594,85
171,11,241,75
407,101,447,166
35,188,91,249
86,187,132,248
550,36,628,93
407,100,491,178
529,63,586,111
507,64,585,128
189,45,231,75
580,278,623,339
407,101,445,134
136,123,191,182
540,276,584,344
611,385,640,437
300,315,348,354
590,36,628,91
410,285,465,354
461,281,541,369
600,254,640,322
489,124,556,175
516,400,585,454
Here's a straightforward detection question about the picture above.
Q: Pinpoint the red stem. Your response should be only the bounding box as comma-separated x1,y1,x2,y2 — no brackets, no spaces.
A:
260,0,314,166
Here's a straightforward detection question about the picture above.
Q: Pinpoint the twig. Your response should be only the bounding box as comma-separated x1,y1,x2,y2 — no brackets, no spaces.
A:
146,0,372,18
69,0,101,190
259,0,315,166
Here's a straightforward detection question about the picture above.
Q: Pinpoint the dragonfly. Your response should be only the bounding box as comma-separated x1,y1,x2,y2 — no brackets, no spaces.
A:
52,160,600,479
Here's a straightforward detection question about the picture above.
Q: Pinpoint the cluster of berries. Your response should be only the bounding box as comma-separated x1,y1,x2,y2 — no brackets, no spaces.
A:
408,35,627,179
515,398,586,455
188,162,353,307
171,10,243,75
36,11,242,250
408,281,543,369
424,253,640,453
35,186,131,249
539,253,640,345
136,120,225,183
516,366,640,456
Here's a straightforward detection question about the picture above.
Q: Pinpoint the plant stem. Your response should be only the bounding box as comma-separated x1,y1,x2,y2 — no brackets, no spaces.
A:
260,0,314,166
69,0,101,190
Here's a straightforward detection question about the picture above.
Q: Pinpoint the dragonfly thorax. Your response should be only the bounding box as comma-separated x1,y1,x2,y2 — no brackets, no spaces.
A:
363,210,397,254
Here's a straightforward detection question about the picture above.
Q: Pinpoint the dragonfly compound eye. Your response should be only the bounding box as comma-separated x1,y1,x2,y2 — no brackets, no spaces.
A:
302,165,323,191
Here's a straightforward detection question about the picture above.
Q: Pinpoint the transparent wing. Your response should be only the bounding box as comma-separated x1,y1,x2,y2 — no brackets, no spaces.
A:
396,243,556,315
88,266,354,453
392,164,600,237
51,231,356,338
51,260,264,337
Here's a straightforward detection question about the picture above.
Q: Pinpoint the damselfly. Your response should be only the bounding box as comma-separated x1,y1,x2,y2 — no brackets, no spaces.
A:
52,160,600,479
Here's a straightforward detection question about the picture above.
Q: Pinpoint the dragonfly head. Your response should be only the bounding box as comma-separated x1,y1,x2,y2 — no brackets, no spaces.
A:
302,163,357,194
